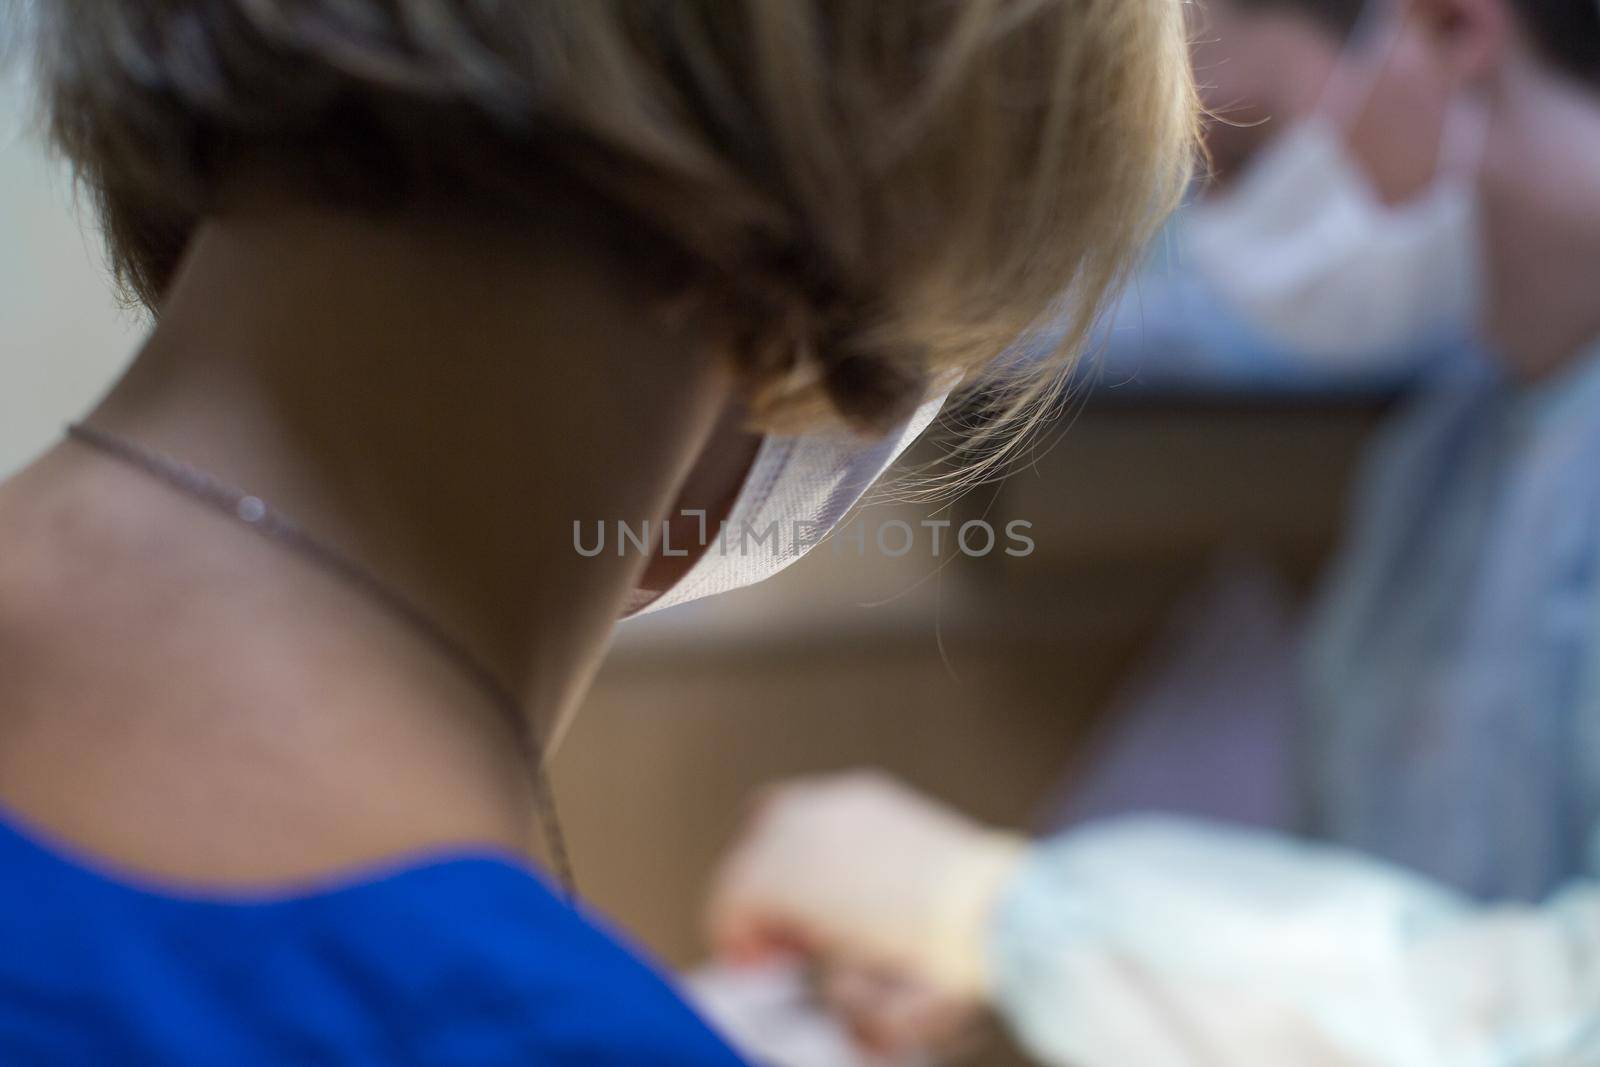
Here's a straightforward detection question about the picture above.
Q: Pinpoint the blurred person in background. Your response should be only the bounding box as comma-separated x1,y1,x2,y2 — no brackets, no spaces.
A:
711,0,1600,1064
0,1,1196,1064
1061,0,1491,844
1093,0,1483,393
1048,0,1484,852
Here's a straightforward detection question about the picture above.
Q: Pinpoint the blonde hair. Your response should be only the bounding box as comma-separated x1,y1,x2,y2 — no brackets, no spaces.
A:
33,0,1196,468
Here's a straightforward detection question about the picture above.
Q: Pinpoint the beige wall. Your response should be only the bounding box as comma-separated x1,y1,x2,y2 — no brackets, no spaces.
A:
0,80,138,477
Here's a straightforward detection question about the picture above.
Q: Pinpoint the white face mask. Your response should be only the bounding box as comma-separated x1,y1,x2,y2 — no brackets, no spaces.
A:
636,389,948,614
1183,7,1486,366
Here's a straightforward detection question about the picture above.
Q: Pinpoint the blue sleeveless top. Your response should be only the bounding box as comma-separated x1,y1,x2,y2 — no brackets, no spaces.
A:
0,809,747,1065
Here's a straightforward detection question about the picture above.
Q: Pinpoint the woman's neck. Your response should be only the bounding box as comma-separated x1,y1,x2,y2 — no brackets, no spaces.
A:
0,206,731,886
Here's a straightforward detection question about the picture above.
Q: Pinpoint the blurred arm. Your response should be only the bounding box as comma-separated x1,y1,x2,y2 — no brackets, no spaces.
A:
710,776,1600,1066
991,817,1600,1067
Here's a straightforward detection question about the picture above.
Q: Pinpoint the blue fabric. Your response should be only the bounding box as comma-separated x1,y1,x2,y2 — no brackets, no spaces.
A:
1304,344,1600,901
0,809,748,1066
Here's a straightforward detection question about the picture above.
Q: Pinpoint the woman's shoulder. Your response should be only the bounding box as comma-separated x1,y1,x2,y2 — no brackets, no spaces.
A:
290,857,747,1065
0,818,746,1065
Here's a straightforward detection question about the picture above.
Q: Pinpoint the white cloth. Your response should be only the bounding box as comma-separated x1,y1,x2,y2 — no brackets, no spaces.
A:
687,964,927,1067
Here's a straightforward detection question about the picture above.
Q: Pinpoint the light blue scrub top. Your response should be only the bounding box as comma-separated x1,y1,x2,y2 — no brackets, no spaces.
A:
1306,346,1600,902
987,344,1600,1066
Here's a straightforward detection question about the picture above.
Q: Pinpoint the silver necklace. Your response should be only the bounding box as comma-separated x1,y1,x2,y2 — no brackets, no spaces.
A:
65,422,576,899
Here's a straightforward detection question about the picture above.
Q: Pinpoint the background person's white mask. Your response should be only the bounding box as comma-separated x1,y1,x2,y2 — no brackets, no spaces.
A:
1183,10,1487,365
636,389,948,615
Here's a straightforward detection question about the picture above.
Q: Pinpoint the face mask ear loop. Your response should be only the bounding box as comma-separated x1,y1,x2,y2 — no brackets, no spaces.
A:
1316,0,1407,132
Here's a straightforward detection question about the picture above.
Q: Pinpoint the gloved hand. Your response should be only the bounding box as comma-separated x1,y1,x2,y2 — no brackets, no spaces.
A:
816,965,983,1061
707,771,1029,1000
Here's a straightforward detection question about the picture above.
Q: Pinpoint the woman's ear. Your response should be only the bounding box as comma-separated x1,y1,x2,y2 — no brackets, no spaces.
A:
1345,0,1505,204
1409,0,1513,89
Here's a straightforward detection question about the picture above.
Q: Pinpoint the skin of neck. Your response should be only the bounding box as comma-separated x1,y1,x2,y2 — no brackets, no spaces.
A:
1479,55,1600,380
0,203,738,885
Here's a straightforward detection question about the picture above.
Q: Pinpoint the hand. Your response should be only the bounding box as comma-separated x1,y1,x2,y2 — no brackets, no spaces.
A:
819,965,984,1061
707,770,1028,999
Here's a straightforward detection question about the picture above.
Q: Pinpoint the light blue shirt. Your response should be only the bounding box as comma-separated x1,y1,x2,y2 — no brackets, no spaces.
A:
1306,349,1600,901
988,345,1600,1065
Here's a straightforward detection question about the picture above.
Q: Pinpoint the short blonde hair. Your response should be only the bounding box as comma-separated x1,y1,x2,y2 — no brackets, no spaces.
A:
32,0,1196,456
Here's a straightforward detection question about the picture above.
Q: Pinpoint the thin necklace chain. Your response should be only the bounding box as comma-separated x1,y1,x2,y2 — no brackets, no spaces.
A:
64,422,576,899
